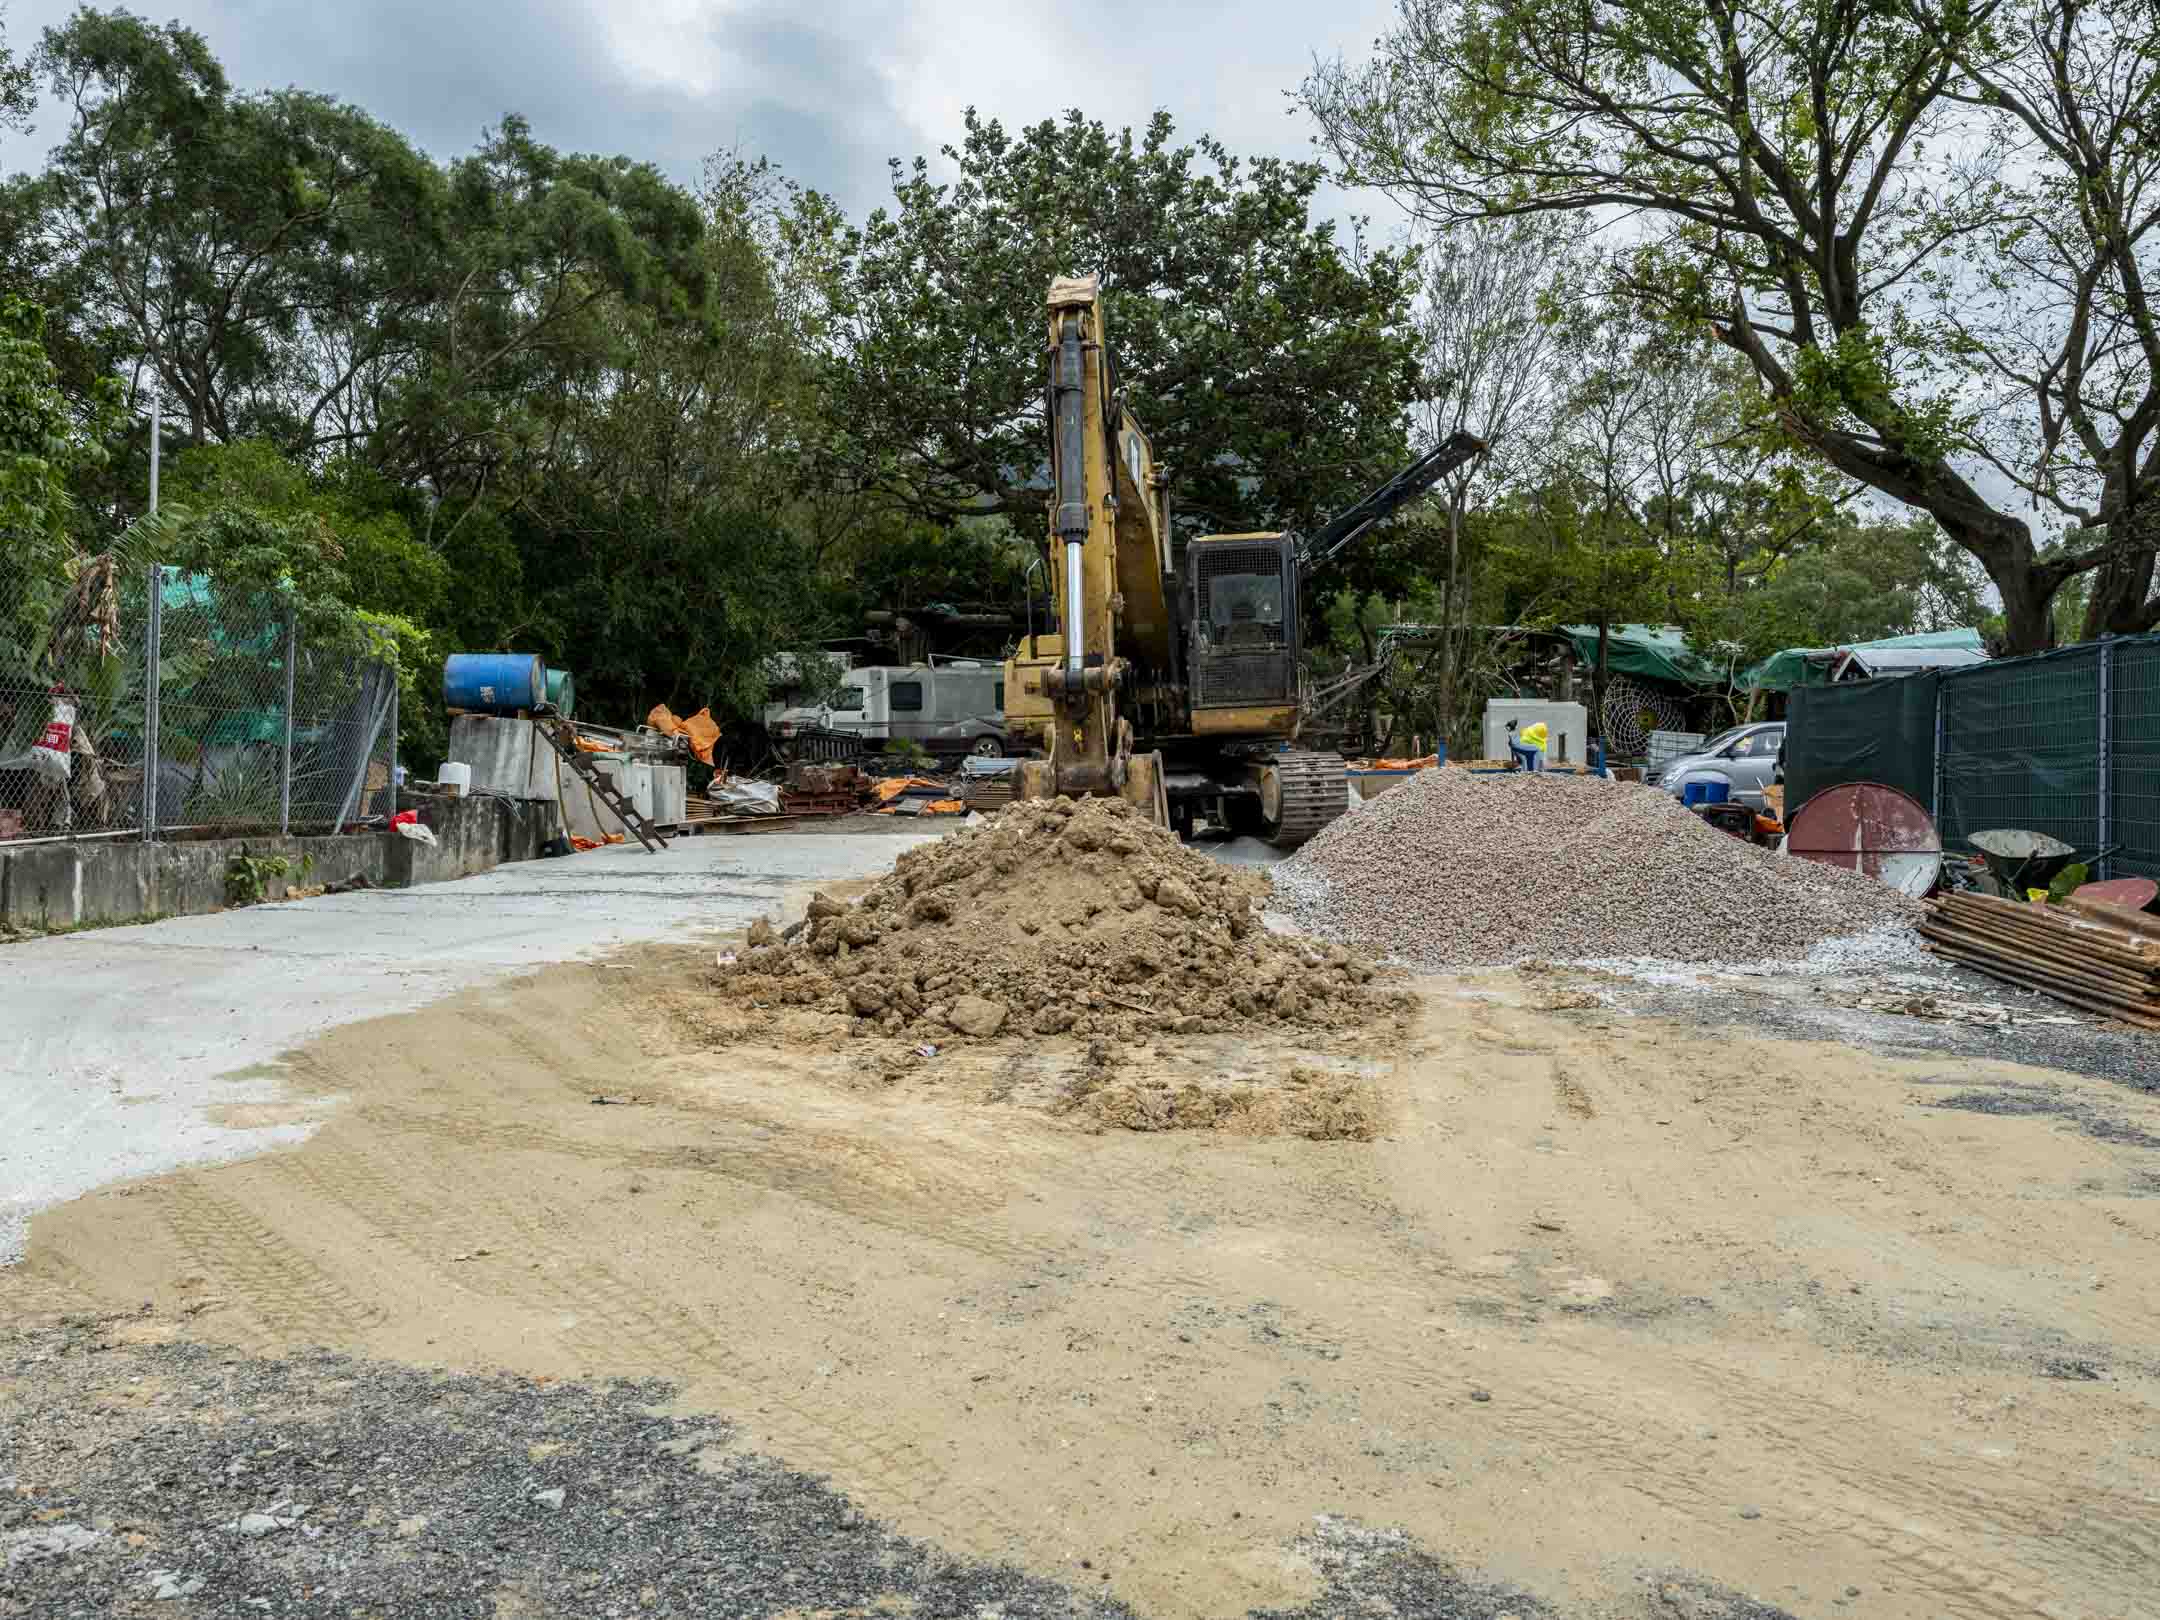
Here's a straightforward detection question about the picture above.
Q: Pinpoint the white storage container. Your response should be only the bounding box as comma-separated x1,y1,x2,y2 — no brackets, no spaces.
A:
1482,699,1590,765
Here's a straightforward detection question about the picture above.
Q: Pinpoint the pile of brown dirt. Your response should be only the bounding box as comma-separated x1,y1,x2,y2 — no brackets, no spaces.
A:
711,795,1401,1048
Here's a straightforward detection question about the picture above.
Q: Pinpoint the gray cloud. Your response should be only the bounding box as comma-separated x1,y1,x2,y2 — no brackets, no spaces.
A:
0,0,1402,228
0,0,936,217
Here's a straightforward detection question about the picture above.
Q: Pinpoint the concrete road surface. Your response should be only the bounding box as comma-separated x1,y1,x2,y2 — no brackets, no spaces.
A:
0,828,941,1263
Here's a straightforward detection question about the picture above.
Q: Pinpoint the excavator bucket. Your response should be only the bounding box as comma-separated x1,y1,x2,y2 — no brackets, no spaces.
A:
1014,752,1170,829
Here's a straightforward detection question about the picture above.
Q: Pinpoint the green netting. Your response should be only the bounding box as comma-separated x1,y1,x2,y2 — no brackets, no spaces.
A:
1559,623,1727,688
1785,674,1937,816
2114,639,2160,885
1782,633,2159,884
1938,644,2101,858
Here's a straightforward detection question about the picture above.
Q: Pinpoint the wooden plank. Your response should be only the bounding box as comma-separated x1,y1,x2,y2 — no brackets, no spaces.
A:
1921,943,2160,1028
1918,919,2160,997
1921,935,2160,1016
1933,895,2159,963
1938,888,2158,953
1927,904,2160,975
2058,894,2160,942
1918,923,2160,1001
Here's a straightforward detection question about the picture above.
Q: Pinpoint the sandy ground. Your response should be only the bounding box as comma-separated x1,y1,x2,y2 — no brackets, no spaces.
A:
7,927,2159,1619
0,824,939,1262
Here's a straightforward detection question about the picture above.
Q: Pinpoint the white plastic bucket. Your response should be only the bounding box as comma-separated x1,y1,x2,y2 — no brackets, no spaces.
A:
437,761,473,797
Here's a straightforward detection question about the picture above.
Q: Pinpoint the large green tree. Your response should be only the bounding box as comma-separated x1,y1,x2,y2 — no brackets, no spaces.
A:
20,9,711,512
824,109,1425,545
24,9,443,451
1302,0,2160,651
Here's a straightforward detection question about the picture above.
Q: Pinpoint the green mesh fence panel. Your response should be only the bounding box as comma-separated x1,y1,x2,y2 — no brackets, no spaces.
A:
1938,645,2101,858
1786,674,1936,816
1780,635,2158,886
2113,637,2160,884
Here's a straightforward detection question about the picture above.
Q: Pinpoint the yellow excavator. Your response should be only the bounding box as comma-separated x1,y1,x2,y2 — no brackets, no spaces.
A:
1006,273,1487,847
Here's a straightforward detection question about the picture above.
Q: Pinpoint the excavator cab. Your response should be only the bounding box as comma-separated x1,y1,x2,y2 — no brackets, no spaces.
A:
1185,535,1301,736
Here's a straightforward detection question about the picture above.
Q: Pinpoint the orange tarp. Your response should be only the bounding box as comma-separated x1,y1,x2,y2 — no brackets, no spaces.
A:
680,708,720,765
645,703,721,766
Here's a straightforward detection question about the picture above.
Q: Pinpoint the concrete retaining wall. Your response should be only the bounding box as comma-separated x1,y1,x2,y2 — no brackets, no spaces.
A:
0,791,559,930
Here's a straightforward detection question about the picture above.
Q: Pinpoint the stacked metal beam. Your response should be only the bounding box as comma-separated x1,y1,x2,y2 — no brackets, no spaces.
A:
1920,892,2160,1028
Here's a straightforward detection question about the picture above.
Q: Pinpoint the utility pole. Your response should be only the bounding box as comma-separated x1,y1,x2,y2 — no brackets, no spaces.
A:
148,391,160,514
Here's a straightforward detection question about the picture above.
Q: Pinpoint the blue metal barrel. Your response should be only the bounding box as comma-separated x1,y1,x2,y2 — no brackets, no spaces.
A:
442,653,546,714
544,667,575,718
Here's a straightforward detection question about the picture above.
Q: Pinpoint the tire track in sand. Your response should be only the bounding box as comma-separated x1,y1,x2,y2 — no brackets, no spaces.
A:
156,1175,388,1352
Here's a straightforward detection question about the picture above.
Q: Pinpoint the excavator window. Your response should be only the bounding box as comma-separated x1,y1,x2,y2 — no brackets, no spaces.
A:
1207,574,1285,649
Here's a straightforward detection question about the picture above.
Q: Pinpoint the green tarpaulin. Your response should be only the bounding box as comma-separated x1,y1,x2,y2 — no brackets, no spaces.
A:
1559,624,1728,689
1741,628,1983,693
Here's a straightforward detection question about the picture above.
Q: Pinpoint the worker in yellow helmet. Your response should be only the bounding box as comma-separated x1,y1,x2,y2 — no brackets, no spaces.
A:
1506,718,1548,771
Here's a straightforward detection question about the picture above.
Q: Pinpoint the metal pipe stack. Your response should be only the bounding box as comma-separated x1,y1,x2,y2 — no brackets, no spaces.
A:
1920,892,2160,1028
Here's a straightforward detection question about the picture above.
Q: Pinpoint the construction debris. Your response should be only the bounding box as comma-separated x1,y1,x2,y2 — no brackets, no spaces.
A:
1270,767,1916,969
710,795,1402,1044
1920,892,2160,1028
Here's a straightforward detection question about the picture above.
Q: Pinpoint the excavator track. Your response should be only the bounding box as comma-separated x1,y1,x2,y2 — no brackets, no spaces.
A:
1261,751,1349,850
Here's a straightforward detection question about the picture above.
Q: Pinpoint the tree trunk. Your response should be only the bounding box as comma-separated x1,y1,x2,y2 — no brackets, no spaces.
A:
2079,495,2160,638
1994,566,2057,656
1925,503,2056,653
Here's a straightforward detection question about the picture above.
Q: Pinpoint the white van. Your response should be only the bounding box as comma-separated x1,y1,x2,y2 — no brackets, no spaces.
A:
772,660,1007,759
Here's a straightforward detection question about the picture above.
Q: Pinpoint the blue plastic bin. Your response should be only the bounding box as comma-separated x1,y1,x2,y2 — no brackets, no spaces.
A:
1681,780,1729,808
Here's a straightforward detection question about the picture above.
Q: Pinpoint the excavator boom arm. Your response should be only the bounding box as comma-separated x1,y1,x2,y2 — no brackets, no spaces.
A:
1293,430,1488,574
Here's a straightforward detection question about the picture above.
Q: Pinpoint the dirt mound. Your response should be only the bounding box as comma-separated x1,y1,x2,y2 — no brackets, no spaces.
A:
712,795,1400,1046
1272,767,1918,970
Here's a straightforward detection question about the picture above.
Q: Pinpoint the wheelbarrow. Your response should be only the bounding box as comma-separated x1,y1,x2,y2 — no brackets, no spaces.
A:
1964,828,2112,898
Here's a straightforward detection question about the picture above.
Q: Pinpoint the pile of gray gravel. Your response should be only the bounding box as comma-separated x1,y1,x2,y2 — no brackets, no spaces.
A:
1269,768,1917,970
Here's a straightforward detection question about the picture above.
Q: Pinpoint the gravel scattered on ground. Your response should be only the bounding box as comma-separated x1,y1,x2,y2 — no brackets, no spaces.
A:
0,1323,1131,1620
0,1319,1800,1620
1269,769,1917,970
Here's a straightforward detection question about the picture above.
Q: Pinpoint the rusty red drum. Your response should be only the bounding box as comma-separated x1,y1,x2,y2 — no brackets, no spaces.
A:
1787,782,1943,898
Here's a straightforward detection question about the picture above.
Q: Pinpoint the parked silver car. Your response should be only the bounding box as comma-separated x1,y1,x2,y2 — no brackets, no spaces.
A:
1651,722,1786,810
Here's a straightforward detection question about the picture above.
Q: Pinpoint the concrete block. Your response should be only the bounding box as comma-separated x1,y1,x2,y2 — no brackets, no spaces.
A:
390,789,557,888
446,713,558,801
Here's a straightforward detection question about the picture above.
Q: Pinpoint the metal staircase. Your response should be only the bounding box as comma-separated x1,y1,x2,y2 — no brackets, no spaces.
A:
538,719,669,853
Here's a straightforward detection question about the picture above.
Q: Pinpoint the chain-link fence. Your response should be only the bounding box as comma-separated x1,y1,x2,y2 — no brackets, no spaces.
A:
1788,632,2160,883
1,556,394,848
2,552,151,842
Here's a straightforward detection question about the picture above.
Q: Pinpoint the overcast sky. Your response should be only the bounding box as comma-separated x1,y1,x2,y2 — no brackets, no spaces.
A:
0,0,1404,233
